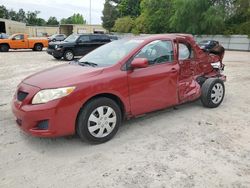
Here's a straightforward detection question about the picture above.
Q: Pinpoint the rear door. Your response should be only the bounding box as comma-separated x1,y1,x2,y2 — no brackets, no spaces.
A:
127,40,179,115
176,39,200,102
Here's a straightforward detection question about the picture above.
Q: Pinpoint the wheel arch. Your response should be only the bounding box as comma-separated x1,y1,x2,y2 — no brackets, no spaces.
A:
34,42,43,47
0,43,10,47
75,92,127,133
79,93,126,119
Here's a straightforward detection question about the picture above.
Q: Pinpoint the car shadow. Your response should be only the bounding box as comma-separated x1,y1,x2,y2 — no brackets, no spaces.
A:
7,49,45,53
21,99,204,154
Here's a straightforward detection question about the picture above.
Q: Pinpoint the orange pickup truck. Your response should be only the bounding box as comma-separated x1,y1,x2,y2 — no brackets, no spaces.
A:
0,33,48,52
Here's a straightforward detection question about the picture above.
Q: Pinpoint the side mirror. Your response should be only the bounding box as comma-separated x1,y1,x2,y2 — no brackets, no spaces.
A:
131,58,149,69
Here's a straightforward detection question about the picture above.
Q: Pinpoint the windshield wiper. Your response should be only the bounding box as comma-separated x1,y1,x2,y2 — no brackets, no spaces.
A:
78,61,98,67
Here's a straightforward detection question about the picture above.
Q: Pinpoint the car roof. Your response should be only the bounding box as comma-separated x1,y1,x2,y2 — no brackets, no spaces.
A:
125,33,194,42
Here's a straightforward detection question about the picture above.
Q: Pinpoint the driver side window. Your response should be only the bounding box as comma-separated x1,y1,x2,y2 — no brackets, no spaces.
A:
13,35,24,40
135,40,174,65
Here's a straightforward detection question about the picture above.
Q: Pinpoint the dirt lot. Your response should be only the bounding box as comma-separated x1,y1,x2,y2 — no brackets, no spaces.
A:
0,50,250,188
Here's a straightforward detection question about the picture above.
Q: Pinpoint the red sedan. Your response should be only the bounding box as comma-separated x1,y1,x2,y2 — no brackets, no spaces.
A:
12,34,226,143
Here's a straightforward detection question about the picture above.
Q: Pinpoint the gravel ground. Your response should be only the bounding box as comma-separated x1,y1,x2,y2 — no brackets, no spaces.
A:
0,50,250,188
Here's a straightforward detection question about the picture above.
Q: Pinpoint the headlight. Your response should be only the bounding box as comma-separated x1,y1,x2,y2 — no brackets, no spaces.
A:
55,45,58,49
32,87,75,104
211,61,221,69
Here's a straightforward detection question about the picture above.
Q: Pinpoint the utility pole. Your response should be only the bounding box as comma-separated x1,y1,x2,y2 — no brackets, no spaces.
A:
89,0,92,25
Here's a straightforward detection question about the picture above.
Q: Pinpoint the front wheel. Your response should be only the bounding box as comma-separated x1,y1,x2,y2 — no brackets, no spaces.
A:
77,97,122,143
0,44,9,52
201,78,225,108
64,50,74,61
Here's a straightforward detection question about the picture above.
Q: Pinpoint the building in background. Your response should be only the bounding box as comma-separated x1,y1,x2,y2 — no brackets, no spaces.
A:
59,24,106,36
0,18,106,37
0,18,26,35
26,26,59,37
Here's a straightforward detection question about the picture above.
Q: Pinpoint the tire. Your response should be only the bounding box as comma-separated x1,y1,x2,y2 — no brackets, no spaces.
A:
64,50,74,61
201,78,225,108
53,56,62,60
34,44,43,51
77,97,122,143
0,44,9,52
52,39,56,42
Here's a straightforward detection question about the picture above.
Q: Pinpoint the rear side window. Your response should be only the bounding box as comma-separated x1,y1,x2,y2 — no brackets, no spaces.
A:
90,35,100,42
135,40,174,65
179,43,190,60
78,35,90,42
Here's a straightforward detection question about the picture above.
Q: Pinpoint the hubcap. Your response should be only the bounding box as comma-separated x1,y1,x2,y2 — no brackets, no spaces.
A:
88,106,117,138
211,83,224,104
66,52,73,60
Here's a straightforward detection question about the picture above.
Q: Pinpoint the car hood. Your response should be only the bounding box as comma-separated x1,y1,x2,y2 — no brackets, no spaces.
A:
49,41,73,45
23,64,104,89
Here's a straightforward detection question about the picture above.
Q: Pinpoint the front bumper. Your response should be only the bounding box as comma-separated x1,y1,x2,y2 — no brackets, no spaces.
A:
47,48,64,57
11,83,77,137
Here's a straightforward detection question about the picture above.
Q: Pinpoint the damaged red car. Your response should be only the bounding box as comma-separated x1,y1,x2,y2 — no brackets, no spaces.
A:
12,34,226,143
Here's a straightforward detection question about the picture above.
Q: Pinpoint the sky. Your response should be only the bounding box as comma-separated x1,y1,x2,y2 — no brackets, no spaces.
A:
0,0,105,24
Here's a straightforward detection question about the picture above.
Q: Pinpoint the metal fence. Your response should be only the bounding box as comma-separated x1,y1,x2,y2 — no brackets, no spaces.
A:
195,35,250,51
115,33,250,51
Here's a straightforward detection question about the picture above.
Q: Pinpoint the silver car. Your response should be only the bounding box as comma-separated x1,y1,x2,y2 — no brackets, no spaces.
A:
48,34,66,42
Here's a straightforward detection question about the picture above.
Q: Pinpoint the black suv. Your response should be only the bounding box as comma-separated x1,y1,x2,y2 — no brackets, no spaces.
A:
47,34,111,61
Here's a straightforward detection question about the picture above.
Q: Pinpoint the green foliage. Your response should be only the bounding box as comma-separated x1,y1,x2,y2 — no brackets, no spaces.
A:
26,11,46,26
118,0,140,17
134,0,174,34
0,5,9,19
113,16,135,33
103,0,249,35
102,0,119,31
60,13,86,24
47,16,59,25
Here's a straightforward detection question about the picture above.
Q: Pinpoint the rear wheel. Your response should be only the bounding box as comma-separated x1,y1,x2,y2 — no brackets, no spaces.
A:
0,44,9,52
34,44,43,51
77,97,121,143
201,78,225,108
64,50,74,61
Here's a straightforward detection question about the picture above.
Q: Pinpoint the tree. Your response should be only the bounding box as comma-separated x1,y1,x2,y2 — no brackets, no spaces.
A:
133,0,174,34
26,11,46,26
8,9,18,21
47,16,59,25
113,16,135,32
60,14,86,24
118,0,140,17
17,9,26,22
0,5,9,19
71,13,86,24
170,0,225,34
102,0,119,32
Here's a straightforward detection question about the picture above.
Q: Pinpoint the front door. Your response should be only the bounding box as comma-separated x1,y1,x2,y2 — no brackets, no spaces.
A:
10,34,26,49
127,40,179,116
75,35,93,56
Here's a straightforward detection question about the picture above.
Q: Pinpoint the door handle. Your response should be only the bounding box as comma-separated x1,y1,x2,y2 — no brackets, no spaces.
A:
170,68,177,73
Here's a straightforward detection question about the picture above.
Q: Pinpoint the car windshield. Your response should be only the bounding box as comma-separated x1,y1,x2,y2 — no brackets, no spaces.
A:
64,34,79,42
79,39,144,67
8,34,17,39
